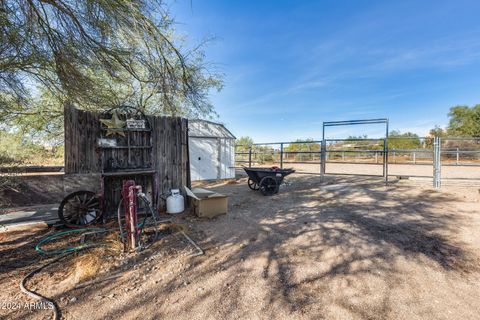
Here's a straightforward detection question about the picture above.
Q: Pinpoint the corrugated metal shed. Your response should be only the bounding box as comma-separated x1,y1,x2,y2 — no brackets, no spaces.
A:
188,120,236,181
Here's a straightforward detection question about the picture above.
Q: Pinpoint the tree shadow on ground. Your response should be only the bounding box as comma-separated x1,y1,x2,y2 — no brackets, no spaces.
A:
3,174,479,319
96,175,476,319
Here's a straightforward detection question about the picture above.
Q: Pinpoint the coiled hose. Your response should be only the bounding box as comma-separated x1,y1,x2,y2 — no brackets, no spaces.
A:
35,228,108,255
23,228,110,320
24,196,160,320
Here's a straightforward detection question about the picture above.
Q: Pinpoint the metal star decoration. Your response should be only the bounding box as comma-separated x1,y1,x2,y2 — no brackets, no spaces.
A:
100,111,126,137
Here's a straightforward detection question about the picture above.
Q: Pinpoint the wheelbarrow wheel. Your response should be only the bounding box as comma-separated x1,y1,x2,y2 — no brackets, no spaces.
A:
259,176,278,196
248,178,260,190
58,190,102,228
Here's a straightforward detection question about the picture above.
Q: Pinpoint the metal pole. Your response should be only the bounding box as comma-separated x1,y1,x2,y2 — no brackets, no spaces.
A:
384,119,389,184
435,137,440,188
433,137,441,189
437,137,442,188
280,143,284,169
456,147,459,165
319,149,322,174
122,180,138,251
383,140,386,178
413,152,416,164
248,148,252,168
433,138,436,188
438,137,442,188
321,124,326,179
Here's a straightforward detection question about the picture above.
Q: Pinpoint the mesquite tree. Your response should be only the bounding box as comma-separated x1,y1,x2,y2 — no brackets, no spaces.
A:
0,0,221,130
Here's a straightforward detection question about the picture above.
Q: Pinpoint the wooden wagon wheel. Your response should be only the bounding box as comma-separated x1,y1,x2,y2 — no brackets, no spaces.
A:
58,191,102,228
248,178,260,190
259,176,278,196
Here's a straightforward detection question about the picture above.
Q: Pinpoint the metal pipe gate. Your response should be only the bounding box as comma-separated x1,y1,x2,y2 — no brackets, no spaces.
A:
321,118,389,183
234,127,480,188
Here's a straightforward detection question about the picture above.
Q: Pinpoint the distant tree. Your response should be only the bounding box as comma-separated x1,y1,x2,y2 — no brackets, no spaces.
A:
338,135,383,150
429,125,446,138
6,88,64,145
235,136,254,151
256,145,275,163
284,139,320,161
0,129,63,166
446,105,480,137
344,135,375,147
285,139,320,152
1,0,222,141
388,131,422,149
346,135,368,140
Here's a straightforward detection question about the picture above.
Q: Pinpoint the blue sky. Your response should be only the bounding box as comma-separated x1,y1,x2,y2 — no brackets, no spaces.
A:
170,0,480,142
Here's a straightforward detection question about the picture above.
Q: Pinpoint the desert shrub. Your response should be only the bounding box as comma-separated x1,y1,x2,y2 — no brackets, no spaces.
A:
295,153,311,161
442,139,480,160
0,130,64,166
257,153,274,164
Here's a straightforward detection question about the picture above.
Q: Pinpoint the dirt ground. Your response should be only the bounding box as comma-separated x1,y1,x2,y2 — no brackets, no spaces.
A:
3,161,480,208
1,174,480,320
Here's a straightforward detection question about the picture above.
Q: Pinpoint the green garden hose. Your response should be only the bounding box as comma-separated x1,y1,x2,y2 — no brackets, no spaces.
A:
35,228,108,255
24,228,110,320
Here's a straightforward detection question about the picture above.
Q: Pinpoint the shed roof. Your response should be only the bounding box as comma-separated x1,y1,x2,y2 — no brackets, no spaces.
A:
188,120,236,139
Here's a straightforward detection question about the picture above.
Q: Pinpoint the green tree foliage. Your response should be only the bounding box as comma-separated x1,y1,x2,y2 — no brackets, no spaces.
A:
254,145,275,164
325,135,381,153
285,139,319,161
0,129,63,192
343,135,383,150
388,131,422,149
0,130,63,166
340,133,422,150
429,125,446,138
284,139,320,152
6,88,65,145
0,0,222,138
446,105,480,137
235,136,254,152
346,135,368,140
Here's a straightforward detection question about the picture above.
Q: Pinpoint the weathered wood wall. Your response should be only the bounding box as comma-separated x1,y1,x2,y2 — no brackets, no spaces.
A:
150,116,190,207
64,104,101,173
64,104,190,211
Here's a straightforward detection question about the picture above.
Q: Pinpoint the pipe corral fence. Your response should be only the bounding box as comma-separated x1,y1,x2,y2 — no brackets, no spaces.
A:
235,119,480,188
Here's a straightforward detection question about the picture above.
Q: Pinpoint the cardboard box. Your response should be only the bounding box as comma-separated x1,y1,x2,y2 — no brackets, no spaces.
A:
184,187,228,218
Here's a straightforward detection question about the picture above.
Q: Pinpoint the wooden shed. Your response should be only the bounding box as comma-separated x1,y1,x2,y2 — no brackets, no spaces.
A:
64,104,190,215
188,120,236,181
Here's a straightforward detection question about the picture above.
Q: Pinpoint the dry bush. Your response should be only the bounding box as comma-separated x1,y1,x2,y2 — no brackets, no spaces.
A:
57,232,123,290
68,250,103,284
443,139,480,160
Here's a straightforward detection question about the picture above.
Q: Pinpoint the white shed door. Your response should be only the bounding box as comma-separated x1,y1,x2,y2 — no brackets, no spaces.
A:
190,138,219,181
